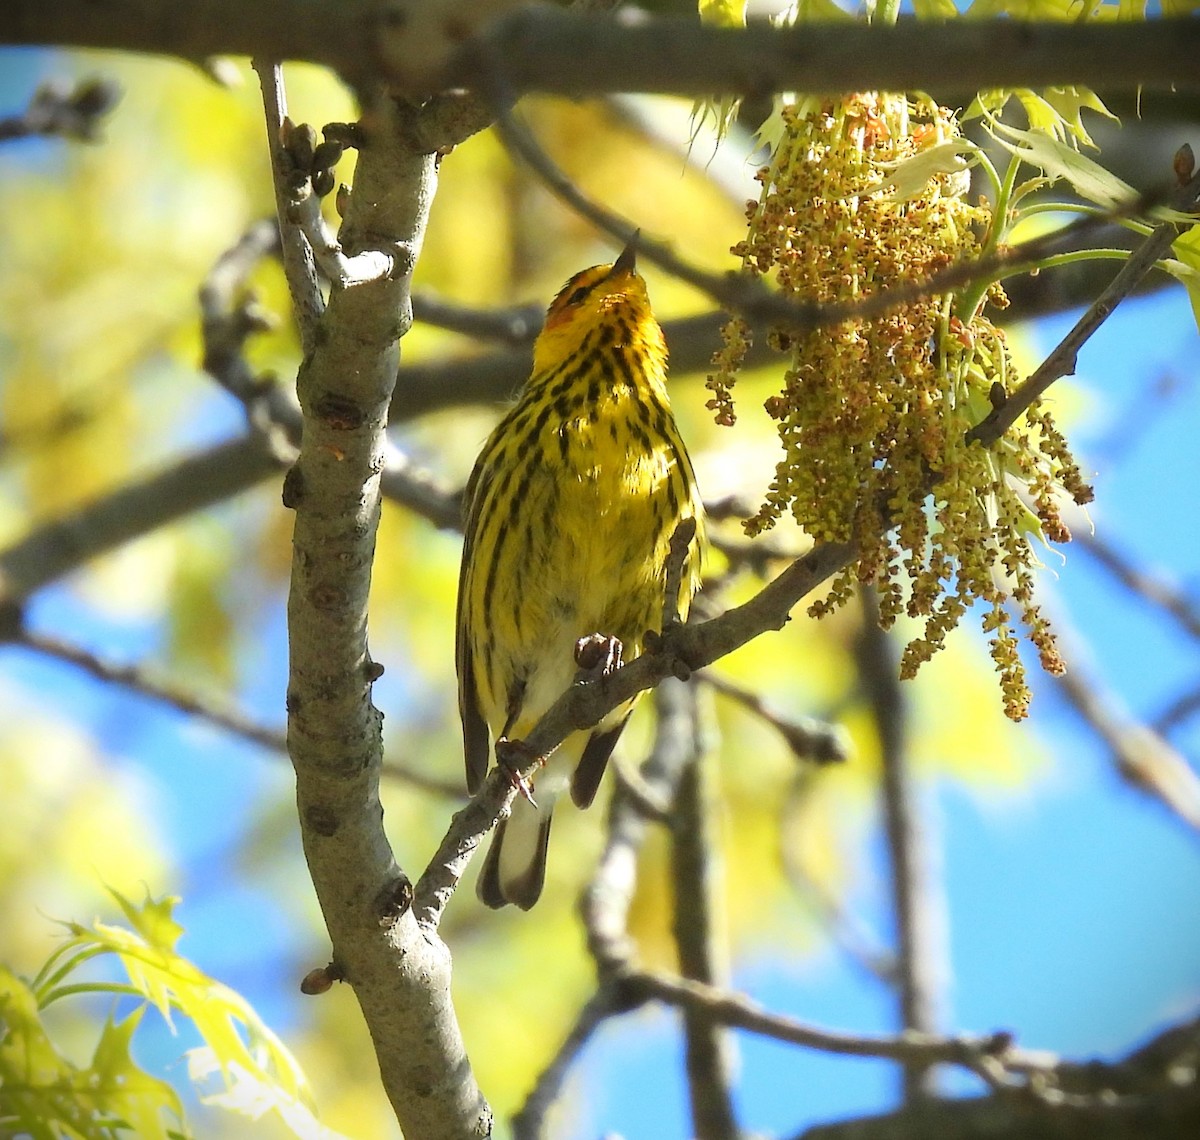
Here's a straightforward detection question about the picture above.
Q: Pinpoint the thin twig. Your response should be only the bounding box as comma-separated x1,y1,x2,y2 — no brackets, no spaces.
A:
625,968,1038,1075
198,216,303,462
492,100,1188,343
18,626,289,752
198,215,460,529
580,680,701,970
662,516,698,631
700,669,848,765
1154,687,1200,736
669,681,740,1140
858,587,945,1102
411,292,545,344
968,164,1200,447
0,75,120,142
1077,530,1200,643
389,310,783,423
1052,632,1200,833
197,217,461,529
706,530,807,579
251,60,324,353
9,624,465,797
511,990,620,1140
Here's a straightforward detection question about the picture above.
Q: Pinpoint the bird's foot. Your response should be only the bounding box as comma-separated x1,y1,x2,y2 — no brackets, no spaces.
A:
574,632,624,679
495,737,541,807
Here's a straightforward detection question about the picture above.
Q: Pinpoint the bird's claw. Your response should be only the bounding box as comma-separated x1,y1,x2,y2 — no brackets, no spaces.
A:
495,737,540,807
575,632,624,679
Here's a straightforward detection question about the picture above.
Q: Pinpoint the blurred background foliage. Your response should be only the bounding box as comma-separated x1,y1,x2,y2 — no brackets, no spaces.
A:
0,25,1196,1140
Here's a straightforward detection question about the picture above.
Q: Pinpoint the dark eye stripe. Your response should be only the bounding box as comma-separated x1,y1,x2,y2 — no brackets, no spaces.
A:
554,268,606,310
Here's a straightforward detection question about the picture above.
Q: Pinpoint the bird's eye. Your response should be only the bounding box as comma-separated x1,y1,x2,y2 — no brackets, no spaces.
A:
566,285,590,305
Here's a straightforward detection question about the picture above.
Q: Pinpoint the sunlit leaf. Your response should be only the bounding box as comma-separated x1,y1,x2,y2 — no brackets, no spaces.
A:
188,1050,352,1139
1038,86,1118,147
877,139,980,200
4,889,345,1138
90,1011,186,1140
986,117,1137,209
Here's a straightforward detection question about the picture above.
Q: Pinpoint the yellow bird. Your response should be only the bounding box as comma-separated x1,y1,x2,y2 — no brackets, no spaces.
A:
456,241,704,909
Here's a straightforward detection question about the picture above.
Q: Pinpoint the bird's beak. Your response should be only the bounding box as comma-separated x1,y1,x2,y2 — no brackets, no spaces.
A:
609,233,639,278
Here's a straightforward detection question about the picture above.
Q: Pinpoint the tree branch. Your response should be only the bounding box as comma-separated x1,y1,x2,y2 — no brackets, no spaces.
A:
253,63,325,353
797,1015,1200,1140
1077,530,1200,644
624,969,1026,1075
14,624,290,753
513,677,705,1136
7,622,463,796
414,538,858,928
279,88,488,1137
4,7,1199,100
492,95,1193,353
446,12,1200,99
857,588,945,1102
1050,631,1200,834
580,680,699,970
700,668,849,766
0,436,279,605
967,163,1200,447
511,990,620,1140
668,681,741,1140
0,75,120,142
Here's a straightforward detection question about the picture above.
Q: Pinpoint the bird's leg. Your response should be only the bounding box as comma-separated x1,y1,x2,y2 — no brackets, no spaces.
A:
494,737,541,807
574,632,624,679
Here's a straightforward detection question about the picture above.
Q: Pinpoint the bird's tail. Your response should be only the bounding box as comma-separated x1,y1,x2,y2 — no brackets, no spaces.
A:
476,792,553,911
475,718,630,910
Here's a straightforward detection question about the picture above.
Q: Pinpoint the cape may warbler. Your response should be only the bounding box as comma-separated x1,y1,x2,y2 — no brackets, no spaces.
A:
457,241,704,910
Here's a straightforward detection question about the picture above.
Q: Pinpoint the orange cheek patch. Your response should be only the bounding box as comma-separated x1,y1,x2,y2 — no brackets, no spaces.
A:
542,306,575,332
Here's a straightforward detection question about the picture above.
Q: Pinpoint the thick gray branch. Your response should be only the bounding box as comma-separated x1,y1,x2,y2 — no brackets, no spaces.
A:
281,94,488,1139
2,5,1198,96
450,12,1200,98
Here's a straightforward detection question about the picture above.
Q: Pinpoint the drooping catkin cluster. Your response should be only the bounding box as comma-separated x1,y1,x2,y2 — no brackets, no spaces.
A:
708,93,1092,719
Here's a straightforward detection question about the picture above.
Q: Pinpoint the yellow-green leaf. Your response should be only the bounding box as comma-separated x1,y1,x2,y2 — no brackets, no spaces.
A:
987,118,1137,209
877,139,980,200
